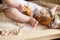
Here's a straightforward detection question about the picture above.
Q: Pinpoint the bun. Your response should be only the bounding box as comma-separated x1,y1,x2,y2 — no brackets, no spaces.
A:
23,6,31,16
33,12,51,26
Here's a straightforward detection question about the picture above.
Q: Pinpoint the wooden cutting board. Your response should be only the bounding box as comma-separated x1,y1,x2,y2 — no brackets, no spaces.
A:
0,12,60,40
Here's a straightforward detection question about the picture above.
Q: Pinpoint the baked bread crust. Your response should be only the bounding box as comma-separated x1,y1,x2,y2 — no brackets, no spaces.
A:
23,6,31,16
33,11,51,26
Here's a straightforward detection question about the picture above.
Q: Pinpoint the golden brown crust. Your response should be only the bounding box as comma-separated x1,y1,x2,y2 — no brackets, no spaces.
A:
33,11,60,29
33,13,51,26
57,24,60,28
23,6,31,16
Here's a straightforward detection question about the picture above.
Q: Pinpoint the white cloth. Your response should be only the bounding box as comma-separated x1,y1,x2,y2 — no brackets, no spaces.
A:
2,0,44,14
2,0,27,9
27,2,43,14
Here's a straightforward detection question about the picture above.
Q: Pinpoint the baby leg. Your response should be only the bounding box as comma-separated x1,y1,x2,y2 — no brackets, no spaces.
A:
3,7,38,27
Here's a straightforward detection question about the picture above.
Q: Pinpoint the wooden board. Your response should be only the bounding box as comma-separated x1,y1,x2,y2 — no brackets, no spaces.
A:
0,12,60,40
0,29,60,40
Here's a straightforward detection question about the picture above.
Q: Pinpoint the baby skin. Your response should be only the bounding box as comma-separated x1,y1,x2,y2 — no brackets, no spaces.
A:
3,0,38,27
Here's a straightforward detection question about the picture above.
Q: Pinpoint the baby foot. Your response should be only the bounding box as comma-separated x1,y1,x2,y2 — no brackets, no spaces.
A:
29,18,38,27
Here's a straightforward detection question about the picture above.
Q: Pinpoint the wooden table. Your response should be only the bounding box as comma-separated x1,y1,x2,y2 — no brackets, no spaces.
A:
0,4,60,40
0,13,60,40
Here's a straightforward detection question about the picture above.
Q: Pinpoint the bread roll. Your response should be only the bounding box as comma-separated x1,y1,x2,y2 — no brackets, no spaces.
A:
33,10,51,26
23,6,31,16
